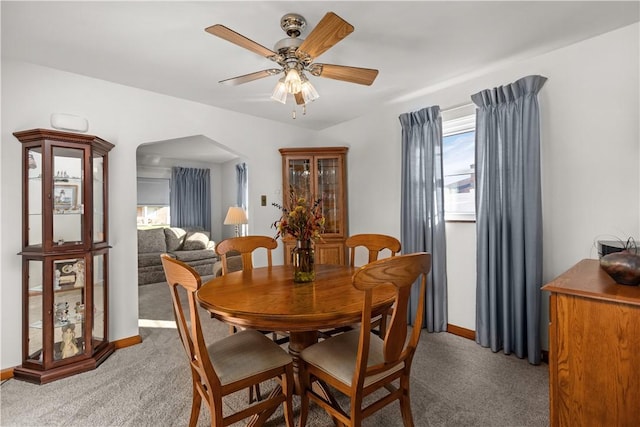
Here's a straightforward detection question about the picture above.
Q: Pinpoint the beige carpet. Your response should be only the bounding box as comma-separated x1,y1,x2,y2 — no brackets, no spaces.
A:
0,281,549,426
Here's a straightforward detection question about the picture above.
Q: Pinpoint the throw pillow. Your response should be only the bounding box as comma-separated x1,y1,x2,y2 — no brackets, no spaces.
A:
164,227,187,252
183,231,210,250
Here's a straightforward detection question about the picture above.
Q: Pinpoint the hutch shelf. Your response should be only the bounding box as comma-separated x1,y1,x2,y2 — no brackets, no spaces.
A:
279,147,348,265
14,128,115,384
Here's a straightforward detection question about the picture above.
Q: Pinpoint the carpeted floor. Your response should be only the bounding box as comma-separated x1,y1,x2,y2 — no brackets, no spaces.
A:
1,281,549,426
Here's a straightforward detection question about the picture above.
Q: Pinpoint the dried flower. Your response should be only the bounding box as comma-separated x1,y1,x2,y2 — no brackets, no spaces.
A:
272,188,324,242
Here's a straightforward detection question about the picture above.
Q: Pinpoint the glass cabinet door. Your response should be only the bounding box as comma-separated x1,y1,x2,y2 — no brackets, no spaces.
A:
286,157,312,201
93,154,105,243
27,148,43,247
92,252,107,348
52,146,85,246
53,257,86,361
26,259,44,364
316,156,343,235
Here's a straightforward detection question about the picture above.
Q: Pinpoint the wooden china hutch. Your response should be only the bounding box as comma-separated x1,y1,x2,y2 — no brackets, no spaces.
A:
279,147,348,265
14,128,115,384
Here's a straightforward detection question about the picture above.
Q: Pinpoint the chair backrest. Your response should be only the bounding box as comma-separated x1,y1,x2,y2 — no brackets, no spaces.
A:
345,233,401,266
160,254,221,392
352,252,431,383
215,235,277,275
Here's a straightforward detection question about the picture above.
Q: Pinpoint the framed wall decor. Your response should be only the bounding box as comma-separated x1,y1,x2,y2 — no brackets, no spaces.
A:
53,184,77,211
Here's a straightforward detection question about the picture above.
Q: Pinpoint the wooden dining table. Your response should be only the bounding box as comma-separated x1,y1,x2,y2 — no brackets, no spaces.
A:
196,263,396,394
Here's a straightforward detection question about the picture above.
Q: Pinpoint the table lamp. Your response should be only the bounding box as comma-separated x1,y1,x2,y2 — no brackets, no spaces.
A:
224,207,248,237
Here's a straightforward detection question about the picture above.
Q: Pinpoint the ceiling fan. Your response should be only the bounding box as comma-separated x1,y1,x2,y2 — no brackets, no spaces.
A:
205,12,379,110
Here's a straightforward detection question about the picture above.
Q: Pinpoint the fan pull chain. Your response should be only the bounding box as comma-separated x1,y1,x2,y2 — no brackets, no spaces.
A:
292,108,296,119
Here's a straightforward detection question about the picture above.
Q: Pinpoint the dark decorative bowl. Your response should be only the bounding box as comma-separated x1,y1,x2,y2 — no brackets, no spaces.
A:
600,251,640,286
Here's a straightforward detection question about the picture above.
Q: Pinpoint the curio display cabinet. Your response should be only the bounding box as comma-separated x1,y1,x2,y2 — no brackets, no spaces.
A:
13,128,115,384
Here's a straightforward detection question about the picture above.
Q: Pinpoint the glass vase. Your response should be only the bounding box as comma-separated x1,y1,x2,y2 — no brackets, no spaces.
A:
292,240,315,283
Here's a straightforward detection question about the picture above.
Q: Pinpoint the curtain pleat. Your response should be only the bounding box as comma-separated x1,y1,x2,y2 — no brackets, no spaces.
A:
170,167,211,232
472,75,546,364
399,106,448,332
236,162,248,235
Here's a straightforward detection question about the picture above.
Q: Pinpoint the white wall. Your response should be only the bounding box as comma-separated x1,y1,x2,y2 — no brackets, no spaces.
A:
0,60,326,369
320,23,640,339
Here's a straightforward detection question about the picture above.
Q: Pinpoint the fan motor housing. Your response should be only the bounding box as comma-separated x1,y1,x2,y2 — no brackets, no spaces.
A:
274,37,303,53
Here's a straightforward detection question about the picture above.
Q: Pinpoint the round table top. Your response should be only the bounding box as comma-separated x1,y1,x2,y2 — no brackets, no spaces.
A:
197,264,396,332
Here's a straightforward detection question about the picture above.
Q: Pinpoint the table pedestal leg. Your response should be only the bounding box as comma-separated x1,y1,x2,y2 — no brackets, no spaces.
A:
288,331,318,395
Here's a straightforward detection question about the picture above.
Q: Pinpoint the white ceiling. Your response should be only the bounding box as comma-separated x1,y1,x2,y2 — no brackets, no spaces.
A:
2,1,639,162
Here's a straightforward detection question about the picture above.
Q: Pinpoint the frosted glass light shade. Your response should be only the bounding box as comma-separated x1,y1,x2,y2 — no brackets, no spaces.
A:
301,80,320,103
284,69,302,94
271,79,287,104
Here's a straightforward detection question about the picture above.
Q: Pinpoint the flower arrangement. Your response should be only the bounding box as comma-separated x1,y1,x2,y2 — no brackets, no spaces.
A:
272,188,325,242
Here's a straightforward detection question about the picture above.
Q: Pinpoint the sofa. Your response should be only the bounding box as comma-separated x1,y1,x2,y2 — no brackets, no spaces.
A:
137,227,218,285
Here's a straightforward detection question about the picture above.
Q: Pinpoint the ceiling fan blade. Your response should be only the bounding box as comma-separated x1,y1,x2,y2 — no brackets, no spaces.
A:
205,24,277,58
297,12,354,60
294,92,305,105
312,64,379,86
219,69,282,86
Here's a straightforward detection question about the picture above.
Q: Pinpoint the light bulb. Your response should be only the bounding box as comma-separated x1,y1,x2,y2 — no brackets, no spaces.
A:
284,69,302,94
271,79,287,104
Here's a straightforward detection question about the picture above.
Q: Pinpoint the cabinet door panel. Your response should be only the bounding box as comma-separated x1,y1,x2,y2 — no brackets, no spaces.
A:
555,294,640,426
316,243,345,265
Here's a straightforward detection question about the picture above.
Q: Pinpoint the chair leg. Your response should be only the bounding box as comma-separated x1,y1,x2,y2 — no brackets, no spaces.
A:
282,367,295,427
188,376,202,427
399,375,414,427
249,383,262,403
298,364,310,427
350,393,364,427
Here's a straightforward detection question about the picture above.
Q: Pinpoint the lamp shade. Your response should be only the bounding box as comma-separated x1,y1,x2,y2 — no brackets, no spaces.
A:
223,207,248,225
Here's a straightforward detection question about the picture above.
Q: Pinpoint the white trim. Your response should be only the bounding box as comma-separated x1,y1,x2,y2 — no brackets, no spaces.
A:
443,114,476,136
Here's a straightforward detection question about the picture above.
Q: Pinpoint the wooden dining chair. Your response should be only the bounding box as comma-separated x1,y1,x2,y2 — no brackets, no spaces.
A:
215,235,287,341
215,235,288,402
345,233,402,336
215,235,277,276
160,254,295,427
346,233,402,267
298,252,431,427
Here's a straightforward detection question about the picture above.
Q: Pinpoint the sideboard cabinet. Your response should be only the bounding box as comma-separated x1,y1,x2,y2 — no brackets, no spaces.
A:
279,147,348,265
542,259,640,426
14,128,115,384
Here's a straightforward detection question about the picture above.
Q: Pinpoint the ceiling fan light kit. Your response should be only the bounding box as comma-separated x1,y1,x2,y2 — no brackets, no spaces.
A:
205,11,378,117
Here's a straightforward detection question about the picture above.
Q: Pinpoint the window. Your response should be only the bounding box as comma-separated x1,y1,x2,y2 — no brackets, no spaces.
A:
442,112,475,221
136,177,170,228
137,205,170,227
